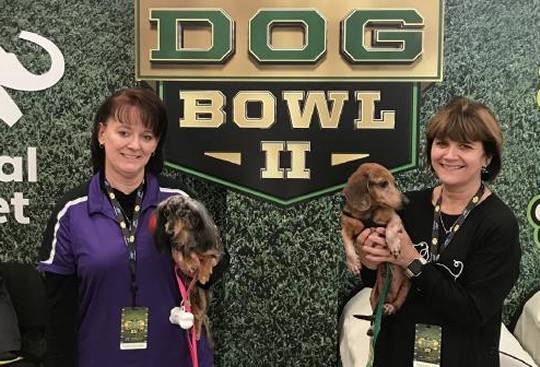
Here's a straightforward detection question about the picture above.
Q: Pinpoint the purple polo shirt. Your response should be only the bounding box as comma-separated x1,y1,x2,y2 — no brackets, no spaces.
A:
39,173,213,367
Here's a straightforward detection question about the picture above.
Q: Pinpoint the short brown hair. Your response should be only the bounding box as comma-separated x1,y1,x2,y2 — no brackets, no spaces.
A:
90,87,168,175
426,97,503,181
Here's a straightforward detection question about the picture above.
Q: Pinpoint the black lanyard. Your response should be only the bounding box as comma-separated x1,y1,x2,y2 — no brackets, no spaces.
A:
430,183,485,261
104,180,144,307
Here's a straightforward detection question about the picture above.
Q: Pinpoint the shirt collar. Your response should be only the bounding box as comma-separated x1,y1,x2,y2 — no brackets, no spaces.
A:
88,171,160,216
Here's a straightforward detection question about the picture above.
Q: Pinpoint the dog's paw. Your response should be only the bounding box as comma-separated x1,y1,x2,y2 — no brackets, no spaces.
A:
345,254,362,275
386,236,401,258
383,303,396,315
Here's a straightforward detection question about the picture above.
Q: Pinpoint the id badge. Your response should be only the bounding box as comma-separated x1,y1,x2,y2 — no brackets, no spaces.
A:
413,323,442,366
120,307,149,350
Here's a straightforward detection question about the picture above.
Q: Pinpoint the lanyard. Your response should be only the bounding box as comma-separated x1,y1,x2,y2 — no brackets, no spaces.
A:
104,180,144,307
174,267,199,367
430,183,485,261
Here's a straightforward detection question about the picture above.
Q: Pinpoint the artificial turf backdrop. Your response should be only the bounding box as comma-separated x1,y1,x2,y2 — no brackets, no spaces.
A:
1,0,539,366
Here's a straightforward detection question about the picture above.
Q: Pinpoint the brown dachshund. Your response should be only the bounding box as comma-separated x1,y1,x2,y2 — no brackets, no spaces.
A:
153,195,223,339
341,163,409,315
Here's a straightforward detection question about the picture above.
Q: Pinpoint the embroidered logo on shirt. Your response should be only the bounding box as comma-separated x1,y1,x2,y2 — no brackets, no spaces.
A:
413,241,464,280
435,260,464,281
414,241,431,261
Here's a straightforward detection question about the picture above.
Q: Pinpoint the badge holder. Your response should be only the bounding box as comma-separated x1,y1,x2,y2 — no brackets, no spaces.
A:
413,323,442,367
120,307,149,350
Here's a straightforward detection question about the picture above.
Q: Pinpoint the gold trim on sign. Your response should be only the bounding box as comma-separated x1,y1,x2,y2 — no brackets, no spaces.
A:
331,153,370,166
204,152,242,165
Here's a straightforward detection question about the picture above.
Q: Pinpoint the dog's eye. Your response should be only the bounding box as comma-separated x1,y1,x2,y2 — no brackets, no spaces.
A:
378,181,389,188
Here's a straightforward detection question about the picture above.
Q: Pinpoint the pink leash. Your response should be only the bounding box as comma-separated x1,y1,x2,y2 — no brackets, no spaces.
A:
174,266,199,367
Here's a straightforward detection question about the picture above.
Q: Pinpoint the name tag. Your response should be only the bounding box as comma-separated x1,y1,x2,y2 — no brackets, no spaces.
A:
120,307,149,350
413,323,442,366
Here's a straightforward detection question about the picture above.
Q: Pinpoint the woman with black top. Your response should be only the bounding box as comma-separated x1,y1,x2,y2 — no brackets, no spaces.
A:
356,97,521,366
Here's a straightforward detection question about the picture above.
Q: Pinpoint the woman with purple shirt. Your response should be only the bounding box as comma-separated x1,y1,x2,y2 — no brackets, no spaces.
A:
38,87,228,367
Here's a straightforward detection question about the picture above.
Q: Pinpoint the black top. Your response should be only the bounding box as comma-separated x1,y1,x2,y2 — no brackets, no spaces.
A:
362,188,521,367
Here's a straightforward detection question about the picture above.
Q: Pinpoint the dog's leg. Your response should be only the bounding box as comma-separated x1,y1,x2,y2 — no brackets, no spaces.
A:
384,212,403,258
340,214,365,275
387,265,410,312
370,264,384,311
380,264,408,315
191,287,209,341
373,207,402,257
365,265,386,336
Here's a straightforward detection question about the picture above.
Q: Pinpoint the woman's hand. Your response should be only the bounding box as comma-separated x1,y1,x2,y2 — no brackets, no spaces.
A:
356,227,423,269
389,228,423,268
356,227,393,269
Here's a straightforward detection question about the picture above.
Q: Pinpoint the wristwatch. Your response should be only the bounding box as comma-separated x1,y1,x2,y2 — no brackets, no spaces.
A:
405,257,427,278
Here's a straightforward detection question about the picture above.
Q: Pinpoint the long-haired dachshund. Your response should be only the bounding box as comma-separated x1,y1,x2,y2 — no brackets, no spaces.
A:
341,163,409,315
153,195,223,339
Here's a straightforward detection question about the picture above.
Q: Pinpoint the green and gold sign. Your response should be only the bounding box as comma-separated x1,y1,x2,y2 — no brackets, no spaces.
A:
135,0,444,205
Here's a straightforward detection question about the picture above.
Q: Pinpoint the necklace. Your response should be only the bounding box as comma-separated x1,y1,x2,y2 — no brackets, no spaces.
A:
439,214,458,235
118,206,133,227
430,183,485,261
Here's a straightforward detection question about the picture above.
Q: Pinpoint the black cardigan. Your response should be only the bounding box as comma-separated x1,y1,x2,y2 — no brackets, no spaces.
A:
362,188,521,367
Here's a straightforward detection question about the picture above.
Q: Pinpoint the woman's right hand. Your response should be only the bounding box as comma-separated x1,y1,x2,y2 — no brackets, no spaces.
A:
355,227,393,270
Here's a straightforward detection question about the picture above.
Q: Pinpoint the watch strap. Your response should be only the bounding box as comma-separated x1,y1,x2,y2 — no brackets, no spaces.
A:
406,257,427,278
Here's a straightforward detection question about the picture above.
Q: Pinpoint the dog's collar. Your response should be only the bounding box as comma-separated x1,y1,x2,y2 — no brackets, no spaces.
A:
341,209,360,220
341,209,378,228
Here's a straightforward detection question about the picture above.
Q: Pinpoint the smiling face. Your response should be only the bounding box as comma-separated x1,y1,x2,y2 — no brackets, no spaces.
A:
98,106,158,183
425,97,503,183
431,138,490,191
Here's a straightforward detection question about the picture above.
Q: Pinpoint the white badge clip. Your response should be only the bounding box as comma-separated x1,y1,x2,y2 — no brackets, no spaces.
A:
169,306,194,329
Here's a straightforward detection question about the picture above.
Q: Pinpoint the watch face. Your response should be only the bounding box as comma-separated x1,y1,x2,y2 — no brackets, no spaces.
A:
408,259,423,276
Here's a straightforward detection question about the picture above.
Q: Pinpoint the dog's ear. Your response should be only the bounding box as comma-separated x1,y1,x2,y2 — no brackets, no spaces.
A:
344,171,371,212
188,209,204,233
152,205,172,254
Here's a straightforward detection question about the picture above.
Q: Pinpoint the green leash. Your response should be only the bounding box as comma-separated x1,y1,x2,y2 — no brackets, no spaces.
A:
366,262,393,367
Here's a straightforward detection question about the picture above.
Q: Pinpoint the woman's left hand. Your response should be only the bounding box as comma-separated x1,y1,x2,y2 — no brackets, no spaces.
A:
358,227,394,266
361,227,423,269
387,228,422,269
